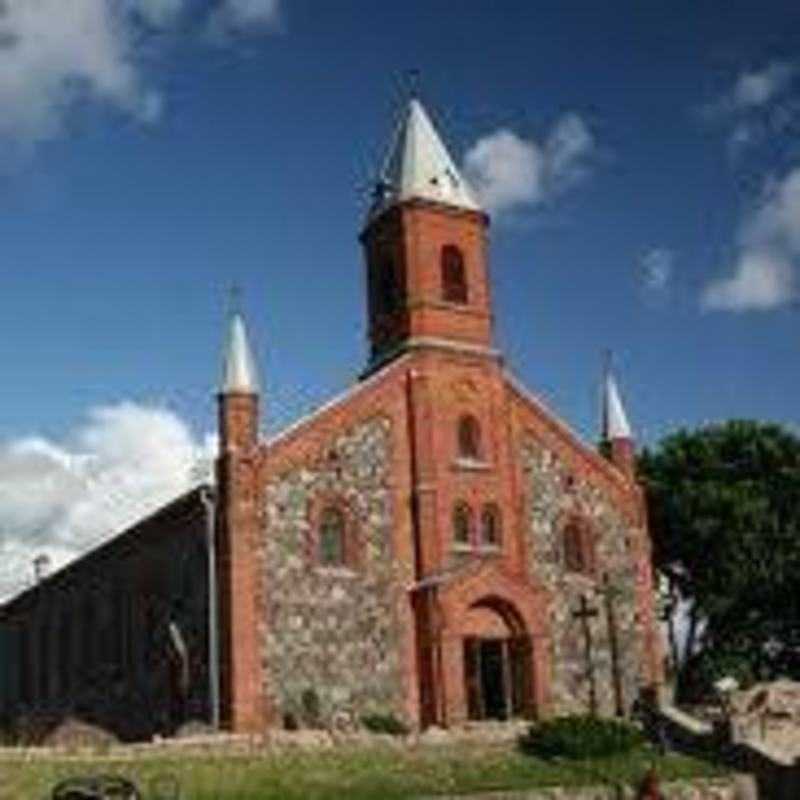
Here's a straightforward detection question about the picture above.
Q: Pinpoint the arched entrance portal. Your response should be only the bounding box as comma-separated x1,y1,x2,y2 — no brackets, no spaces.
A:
461,598,532,721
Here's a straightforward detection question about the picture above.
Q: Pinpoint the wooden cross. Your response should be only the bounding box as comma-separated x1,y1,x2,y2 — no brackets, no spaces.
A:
573,594,599,716
602,574,625,717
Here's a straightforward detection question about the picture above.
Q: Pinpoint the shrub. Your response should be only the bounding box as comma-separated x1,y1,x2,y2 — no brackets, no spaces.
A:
519,715,644,760
360,713,410,736
680,648,756,704
42,717,118,750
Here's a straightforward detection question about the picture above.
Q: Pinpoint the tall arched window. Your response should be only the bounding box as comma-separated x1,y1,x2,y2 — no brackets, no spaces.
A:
378,260,399,315
563,518,595,575
481,504,502,547
319,507,346,567
441,245,468,304
457,415,482,460
453,502,473,546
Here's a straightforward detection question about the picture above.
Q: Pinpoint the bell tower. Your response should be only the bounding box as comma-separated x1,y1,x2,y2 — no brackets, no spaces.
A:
360,99,493,372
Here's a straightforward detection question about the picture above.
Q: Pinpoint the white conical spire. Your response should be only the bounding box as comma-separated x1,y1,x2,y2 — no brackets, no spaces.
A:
603,371,632,441
369,98,482,219
220,313,259,394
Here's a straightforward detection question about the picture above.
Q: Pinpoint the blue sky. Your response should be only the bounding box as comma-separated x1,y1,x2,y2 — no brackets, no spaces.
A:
2,0,799,445
0,0,800,597
1,1,800,597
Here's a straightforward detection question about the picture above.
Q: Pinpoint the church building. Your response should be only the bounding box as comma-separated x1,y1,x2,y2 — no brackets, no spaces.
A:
0,97,663,740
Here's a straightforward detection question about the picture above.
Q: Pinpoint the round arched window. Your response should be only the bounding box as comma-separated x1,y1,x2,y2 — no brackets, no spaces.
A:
457,415,482,460
481,504,502,547
441,245,468,304
563,518,595,575
453,502,473,546
319,507,346,566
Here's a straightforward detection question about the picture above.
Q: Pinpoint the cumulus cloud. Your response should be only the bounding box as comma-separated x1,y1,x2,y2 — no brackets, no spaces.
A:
702,168,800,311
131,0,186,28
731,61,796,110
0,0,281,161
0,402,215,603
463,113,597,215
702,250,795,312
702,60,799,157
640,248,674,292
208,0,282,35
0,0,158,151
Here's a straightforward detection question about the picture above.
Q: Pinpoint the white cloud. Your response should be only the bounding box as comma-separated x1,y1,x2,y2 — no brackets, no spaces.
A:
545,113,595,192
463,113,597,215
463,129,545,214
0,0,281,159
702,250,795,312
702,167,800,312
223,0,281,27
0,402,215,603
0,0,157,149
732,61,796,110
130,0,186,28
640,248,674,292
207,0,282,38
702,60,798,157
743,168,800,253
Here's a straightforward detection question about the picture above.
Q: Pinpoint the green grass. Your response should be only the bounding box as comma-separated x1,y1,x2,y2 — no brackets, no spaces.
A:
0,741,728,800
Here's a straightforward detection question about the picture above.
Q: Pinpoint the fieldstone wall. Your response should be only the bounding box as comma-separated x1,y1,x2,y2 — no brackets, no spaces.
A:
262,416,409,726
420,779,737,799
520,439,642,717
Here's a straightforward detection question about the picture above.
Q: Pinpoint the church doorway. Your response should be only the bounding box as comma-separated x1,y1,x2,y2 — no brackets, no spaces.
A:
461,598,533,721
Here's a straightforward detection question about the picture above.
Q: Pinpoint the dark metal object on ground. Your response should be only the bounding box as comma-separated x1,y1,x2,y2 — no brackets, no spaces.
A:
51,774,141,800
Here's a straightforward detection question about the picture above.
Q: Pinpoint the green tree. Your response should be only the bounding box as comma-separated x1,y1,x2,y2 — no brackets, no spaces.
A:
639,420,800,699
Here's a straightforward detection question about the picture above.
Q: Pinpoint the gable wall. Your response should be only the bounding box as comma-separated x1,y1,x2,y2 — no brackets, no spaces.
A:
257,362,418,726
509,386,652,716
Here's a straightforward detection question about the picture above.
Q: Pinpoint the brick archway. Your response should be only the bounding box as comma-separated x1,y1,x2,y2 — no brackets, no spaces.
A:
415,563,551,727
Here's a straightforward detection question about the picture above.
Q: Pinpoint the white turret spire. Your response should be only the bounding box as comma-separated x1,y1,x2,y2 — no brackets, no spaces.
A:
369,98,482,219
220,313,259,394
603,370,632,441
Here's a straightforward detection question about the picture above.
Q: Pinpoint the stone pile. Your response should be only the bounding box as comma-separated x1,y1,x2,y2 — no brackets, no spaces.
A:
728,679,800,758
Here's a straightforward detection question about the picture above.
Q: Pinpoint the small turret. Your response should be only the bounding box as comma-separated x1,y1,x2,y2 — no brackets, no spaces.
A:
214,305,269,733
218,311,260,453
602,367,636,478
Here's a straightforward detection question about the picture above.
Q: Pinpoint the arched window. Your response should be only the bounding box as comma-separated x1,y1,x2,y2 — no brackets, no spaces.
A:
457,415,482,460
370,259,400,318
378,260,399,315
563,519,595,575
481,504,502,547
441,245,468,304
453,502,473,546
319,507,346,567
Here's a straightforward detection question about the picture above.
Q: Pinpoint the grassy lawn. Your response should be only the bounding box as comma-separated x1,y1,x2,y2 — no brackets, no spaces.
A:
0,741,727,800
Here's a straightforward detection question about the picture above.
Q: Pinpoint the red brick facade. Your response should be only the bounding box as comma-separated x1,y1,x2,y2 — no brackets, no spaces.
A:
213,198,664,732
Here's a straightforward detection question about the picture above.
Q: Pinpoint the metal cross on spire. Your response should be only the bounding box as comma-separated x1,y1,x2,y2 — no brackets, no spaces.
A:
227,282,243,319
404,68,422,100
